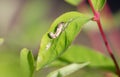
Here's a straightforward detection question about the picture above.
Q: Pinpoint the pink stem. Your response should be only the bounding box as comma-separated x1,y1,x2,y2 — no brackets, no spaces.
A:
97,18,120,75
88,0,96,15
88,0,120,76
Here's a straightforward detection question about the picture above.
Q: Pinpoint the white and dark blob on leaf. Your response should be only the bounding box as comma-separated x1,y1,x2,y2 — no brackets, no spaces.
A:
48,19,73,39
49,22,65,39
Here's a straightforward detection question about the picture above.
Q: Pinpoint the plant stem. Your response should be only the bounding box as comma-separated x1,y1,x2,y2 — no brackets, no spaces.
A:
88,0,120,76
97,18,120,75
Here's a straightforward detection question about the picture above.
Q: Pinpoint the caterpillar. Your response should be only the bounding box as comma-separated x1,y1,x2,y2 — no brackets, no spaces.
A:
49,22,65,39
49,19,73,39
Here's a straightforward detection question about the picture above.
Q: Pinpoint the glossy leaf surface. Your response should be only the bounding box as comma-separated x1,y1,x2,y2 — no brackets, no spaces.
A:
36,11,92,70
91,0,106,11
47,62,89,77
20,48,35,77
65,0,83,6
60,45,115,72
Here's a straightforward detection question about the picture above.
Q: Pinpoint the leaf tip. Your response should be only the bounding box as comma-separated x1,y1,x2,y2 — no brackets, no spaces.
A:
20,48,35,76
21,48,29,53
65,0,82,6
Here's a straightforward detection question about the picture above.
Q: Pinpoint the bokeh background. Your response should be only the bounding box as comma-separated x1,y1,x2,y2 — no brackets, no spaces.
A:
0,0,120,77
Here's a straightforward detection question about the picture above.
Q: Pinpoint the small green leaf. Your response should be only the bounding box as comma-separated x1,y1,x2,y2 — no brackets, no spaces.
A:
36,11,92,70
20,48,35,77
91,0,106,11
0,38,4,45
47,62,89,77
65,0,83,6
60,45,115,72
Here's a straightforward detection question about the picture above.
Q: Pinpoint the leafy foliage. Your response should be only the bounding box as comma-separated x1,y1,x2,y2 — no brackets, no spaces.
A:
1,0,118,77
36,11,92,70
90,0,106,11
47,62,89,77
59,45,115,72
20,48,35,77
65,0,83,6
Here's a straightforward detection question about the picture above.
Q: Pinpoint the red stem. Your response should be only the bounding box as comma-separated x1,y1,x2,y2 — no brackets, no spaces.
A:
97,19,120,75
88,0,96,15
88,0,120,76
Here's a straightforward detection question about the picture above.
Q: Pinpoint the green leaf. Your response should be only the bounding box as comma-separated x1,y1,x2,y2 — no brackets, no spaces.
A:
60,45,115,72
47,62,89,77
36,11,92,70
20,48,35,77
91,0,106,11
0,38,4,45
65,0,83,6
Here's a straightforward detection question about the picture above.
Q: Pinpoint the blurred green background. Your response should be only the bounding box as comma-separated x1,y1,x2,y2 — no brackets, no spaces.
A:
0,0,120,77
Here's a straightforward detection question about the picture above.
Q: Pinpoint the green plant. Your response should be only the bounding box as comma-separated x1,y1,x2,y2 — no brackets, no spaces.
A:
20,0,120,77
